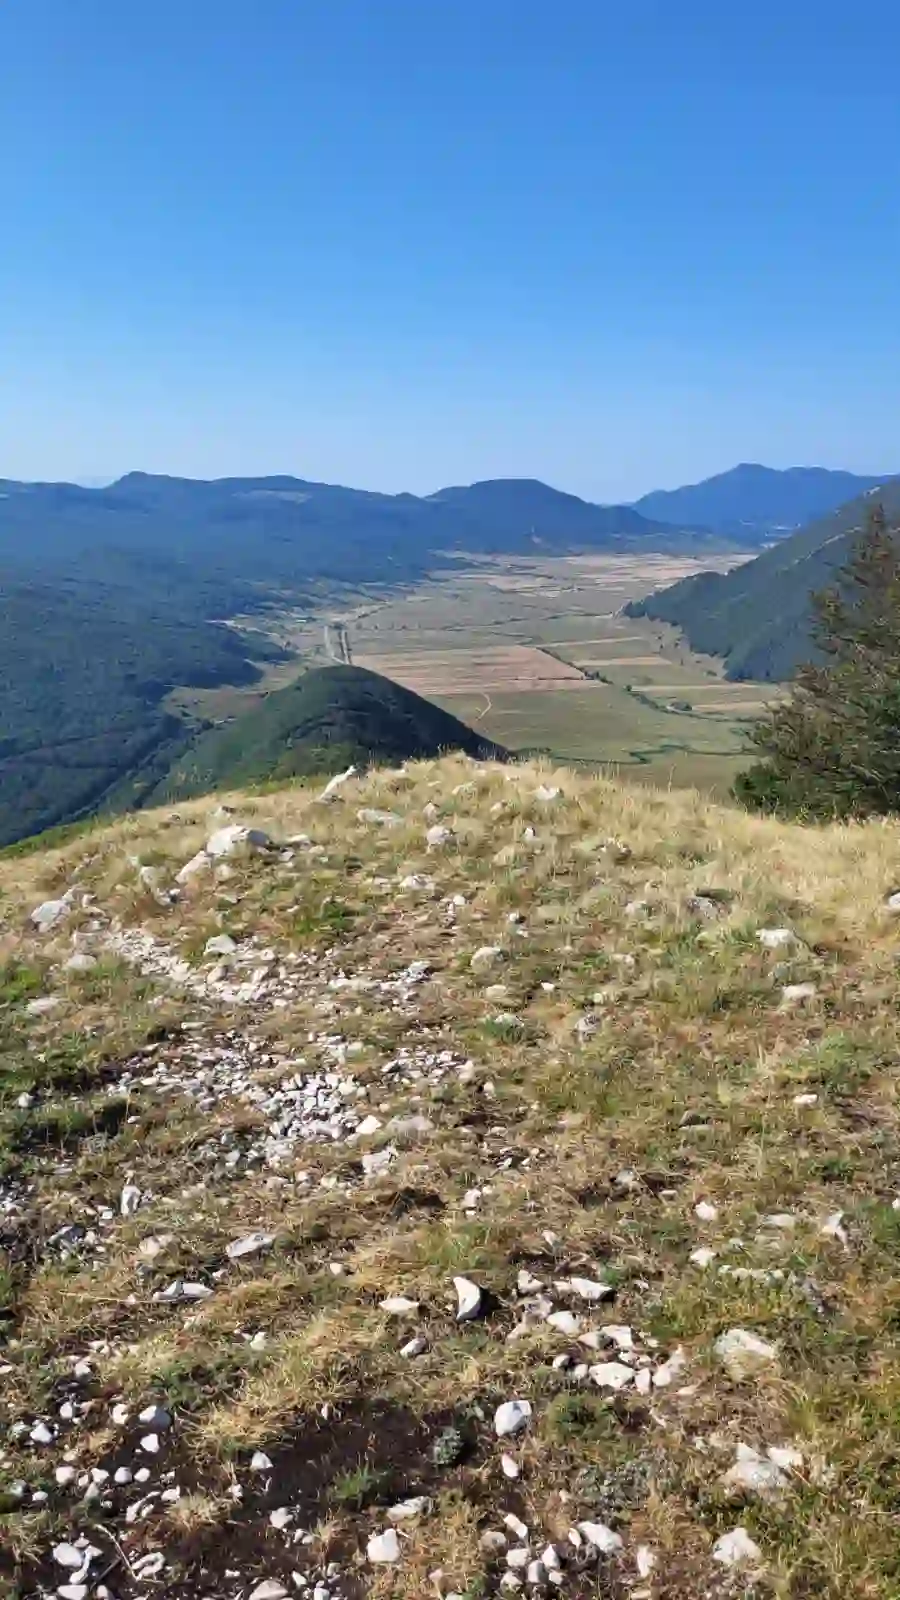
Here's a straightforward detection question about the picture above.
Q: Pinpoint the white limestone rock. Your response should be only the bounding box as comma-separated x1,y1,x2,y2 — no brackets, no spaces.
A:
31,891,75,932
454,1276,484,1321
652,1346,687,1388
495,1399,532,1438
227,1231,276,1261
722,1443,790,1498
367,1528,401,1564
715,1328,779,1380
426,824,455,849
207,824,273,857
318,765,357,801
589,1361,634,1391
576,1521,622,1554
757,927,800,950
357,808,402,828
176,850,211,885
712,1527,762,1567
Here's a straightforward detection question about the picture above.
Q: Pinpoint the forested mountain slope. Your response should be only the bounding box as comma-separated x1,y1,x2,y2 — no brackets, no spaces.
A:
627,481,900,679
633,463,894,540
144,665,506,805
0,580,279,848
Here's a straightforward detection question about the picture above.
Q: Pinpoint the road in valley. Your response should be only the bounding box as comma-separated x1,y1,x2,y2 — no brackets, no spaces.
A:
324,622,352,664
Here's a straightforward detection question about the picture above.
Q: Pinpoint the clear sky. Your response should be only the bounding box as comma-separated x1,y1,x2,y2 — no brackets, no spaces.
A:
2,0,899,501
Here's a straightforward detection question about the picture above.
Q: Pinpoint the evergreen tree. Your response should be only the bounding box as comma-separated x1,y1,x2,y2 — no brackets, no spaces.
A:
735,505,900,818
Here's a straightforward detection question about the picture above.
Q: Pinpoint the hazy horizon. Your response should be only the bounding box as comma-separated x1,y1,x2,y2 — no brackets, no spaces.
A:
6,456,897,508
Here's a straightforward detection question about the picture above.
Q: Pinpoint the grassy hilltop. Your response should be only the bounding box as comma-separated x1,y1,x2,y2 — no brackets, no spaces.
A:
147,664,507,804
2,759,900,1597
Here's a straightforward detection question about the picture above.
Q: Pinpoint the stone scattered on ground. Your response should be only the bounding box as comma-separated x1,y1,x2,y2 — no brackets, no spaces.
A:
6,758,891,1597
722,1441,796,1498
454,1275,484,1321
494,1399,533,1438
367,1528,401,1564
319,764,358,801
714,1327,780,1380
226,1230,277,1260
31,890,75,931
358,808,403,828
206,823,274,857
711,1527,763,1568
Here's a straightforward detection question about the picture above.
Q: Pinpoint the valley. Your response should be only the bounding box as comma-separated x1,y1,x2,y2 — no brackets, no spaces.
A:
174,551,772,796
0,463,829,848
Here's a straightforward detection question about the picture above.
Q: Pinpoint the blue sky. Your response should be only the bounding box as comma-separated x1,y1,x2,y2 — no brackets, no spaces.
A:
2,0,899,500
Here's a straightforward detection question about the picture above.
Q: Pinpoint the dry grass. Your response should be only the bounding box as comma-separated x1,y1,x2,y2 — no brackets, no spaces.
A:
3,758,900,1596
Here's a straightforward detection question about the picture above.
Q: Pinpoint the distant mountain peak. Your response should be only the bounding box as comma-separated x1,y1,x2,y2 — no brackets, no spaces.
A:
634,463,896,538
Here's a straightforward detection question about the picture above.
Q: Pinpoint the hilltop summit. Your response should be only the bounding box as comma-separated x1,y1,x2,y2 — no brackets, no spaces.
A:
123,664,508,811
2,757,897,1597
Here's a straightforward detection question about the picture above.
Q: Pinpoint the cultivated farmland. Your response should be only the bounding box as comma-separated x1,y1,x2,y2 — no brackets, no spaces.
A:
179,551,774,794
343,554,771,793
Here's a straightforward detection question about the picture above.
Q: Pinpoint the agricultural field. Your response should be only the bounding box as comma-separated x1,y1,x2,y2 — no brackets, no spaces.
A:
347,554,774,795
346,644,591,697
174,552,775,796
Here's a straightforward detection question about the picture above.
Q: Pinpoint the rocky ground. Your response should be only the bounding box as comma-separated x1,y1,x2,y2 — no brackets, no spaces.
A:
2,758,900,1598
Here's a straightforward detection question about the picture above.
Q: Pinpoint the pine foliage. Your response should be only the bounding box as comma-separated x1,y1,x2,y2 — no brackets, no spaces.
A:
736,506,900,817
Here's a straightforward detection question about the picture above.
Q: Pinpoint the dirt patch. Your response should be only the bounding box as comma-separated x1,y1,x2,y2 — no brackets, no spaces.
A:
15,1401,483,1600
367,1184,446,1218
8,1095,131,1157
242,1401,471,1516
161,1400,489,1598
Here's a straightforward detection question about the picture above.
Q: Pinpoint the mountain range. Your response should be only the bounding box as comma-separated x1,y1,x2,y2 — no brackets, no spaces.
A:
3,464,885,587
2,461,895,846
0,472,701,595
632,462,895,538
627,478,900,679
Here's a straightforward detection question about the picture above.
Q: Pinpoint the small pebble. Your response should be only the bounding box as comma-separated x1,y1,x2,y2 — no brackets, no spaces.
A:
367,1528,401,1564
454,1275,484,1321
495,1399,532,1438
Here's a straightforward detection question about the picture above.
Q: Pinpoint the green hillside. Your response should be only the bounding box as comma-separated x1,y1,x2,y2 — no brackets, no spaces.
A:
627,482,900,679
0,580,281,849
147,664,507,803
